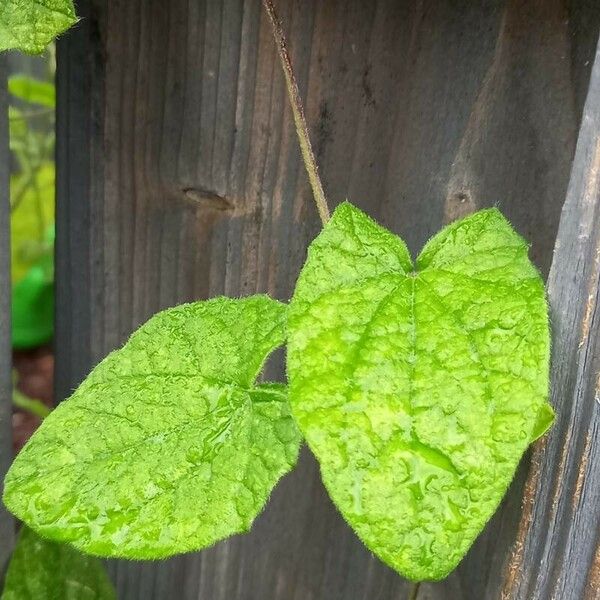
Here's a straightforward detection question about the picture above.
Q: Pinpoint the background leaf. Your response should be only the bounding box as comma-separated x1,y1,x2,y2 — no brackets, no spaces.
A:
9,75,55,107
4,296,301,559
0,0,77,54
1,527,115,600
287,202,551,581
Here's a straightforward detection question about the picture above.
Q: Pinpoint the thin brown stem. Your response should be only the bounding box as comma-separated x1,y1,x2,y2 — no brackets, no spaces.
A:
262,0,330,225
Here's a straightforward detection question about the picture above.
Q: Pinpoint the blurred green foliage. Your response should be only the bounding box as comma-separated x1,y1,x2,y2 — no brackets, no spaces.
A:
9,75,55,107
9,69,55,349
11,370,50,419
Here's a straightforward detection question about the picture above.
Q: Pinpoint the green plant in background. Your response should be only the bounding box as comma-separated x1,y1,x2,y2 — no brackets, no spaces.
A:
2,0,555,595
0,0,77,55
9,72,55,349
1,527,115,600
11,370,50,419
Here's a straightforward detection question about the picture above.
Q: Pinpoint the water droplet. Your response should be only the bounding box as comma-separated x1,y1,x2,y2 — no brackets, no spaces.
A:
186,448,202,465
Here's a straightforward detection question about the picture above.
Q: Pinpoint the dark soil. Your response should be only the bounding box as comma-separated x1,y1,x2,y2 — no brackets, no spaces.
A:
12,345,54,452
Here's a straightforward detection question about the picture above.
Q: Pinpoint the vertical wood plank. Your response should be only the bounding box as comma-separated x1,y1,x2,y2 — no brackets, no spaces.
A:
0,55,14,574
54,1,600,598
55,0,101,399
499,33,600,600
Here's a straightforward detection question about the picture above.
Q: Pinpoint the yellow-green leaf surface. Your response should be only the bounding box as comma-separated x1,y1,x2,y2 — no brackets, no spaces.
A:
1,527,115,600
0,0,76,54
287,202,552,581
11,162,55,283
4,296,301,559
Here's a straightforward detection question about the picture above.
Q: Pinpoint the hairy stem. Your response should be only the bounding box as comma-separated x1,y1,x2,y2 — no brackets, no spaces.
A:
262,0,330,225
408,582,421,600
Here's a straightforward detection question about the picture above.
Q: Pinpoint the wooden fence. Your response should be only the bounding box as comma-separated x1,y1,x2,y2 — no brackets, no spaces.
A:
1,1,600,598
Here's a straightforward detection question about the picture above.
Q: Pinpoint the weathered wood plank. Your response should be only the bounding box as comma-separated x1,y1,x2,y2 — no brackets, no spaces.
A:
55,0,100,398
0,55,14,574
55,1,599,598
499,33,600,600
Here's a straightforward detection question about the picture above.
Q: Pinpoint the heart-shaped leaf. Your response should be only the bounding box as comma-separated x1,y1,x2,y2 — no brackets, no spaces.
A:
287,202,552,581
3,296,301,559
1,527,115,600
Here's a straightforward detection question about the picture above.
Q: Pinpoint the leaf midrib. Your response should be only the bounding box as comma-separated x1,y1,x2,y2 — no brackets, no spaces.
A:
338,275,463,477
297,263,537,477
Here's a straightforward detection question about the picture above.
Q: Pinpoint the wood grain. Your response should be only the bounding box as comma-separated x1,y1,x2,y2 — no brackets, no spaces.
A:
55,1,599,598
0,56,14,576
499,34,600,600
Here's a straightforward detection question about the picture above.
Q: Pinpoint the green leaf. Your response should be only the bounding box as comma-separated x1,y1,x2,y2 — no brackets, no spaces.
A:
0,0,77,54
3,296,301,559
287,202,552,581
1,527,115,600
530,402,555,442
9,74,55,107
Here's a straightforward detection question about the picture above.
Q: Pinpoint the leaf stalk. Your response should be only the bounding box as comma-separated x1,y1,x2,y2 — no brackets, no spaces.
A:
262,0,330,225
408,581,421,600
